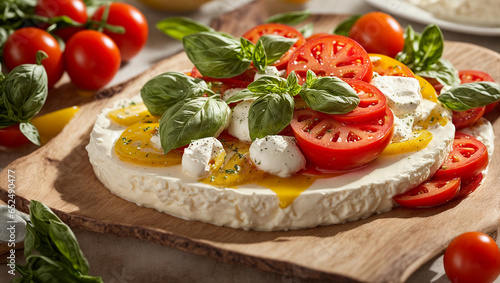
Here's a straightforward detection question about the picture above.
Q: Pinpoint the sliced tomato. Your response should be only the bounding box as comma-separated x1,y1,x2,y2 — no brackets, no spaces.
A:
242,23,305,70
331,79,387,123
434,133,488,180
369,53,414,77
452,107,485,130
190,66,256,88
459,70,498,115
305,33,331,42
457,173,483,198
290,107,394,170
393,177,461,208
287,35,373,84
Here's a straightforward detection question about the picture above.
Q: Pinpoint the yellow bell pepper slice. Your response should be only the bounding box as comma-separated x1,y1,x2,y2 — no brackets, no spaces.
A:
415,75,438,102
381,130,433,156
31,106,80,145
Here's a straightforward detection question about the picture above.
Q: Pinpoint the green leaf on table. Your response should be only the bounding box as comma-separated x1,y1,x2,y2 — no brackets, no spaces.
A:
157,17,214,41
333,15,360,36
438,81,500,111
265,10,311,26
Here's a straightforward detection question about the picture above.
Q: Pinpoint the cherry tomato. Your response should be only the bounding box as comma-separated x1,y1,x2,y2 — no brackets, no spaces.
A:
290,107,394,170
369,54,415,77
92,2,148,61
393,177,460,208
348,12,404,58
459,70,498,115
35,0,88,41
434,133,488,180
444,232,500,283
0,124,31,148
243,23,305,70
456,173,483,199
452,107,485,130
331,79,387,123
191,66,257,88
3,27,64,88
287,35,373,84
64,30,121,90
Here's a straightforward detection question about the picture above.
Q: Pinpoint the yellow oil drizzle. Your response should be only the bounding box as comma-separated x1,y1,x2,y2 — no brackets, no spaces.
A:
256,174,318,209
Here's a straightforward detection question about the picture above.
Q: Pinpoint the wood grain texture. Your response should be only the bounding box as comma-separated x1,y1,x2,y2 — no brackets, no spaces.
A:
1,7,500,282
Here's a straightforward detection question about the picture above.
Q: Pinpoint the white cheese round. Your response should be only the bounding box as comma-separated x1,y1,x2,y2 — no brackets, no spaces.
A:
84,94,479,231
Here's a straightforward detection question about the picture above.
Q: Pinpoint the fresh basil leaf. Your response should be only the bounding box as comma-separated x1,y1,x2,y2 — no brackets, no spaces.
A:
160,96,230,153
286,71,301,96
156,17,214,41
248,75,287,94
300,76,359,114
20,122,40,146
249,93,294,140
3,63,48,123
24,223,39,258
438,81,500,111
305,69,318,86
224,89,262,104
416,24,443,68
396,25,419,66
298,22,314,39
333,15,360,36
183,32,251,79
29,200,63,236
252,39,267,72
258,34,297,65
48,219,90,274
141,72,210,116
416,59,460,88
265,10,311,26
240,37,255,58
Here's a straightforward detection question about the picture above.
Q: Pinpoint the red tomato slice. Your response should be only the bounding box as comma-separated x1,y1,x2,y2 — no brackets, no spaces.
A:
393,177,461,208
0,124,31,148
305,33,331,42
190,66,256,88
287,35,373,84
452,107,485,130
459,70,498,115
290,107,394,170
242,23,305,70
434,133,488,180
456,173,483,198
331,79,387,123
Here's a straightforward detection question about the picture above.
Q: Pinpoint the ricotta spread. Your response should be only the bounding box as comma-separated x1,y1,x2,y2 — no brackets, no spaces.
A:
84,91,489,231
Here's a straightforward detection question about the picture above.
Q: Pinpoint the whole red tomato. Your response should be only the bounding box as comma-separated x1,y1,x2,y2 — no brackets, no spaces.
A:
0,124,31,148
3,27,64,89
35,0,88,41
444,232,500,283
64,30,121,90
348,12,404,58
92,2,148,61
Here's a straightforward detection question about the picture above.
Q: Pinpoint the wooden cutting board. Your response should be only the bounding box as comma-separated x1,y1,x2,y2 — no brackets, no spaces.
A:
1,4,500,282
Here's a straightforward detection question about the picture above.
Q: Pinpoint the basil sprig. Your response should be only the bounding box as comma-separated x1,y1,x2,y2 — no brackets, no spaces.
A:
156,17,215,41
438,81,500,111
396,24,460,88
0,51,48,145
141,72,230,153
14,200,103,283
160,96,230,153
140,72,214,116
227,71,359,140
183,32,296,77
265,10,311,26
333,15,361,36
